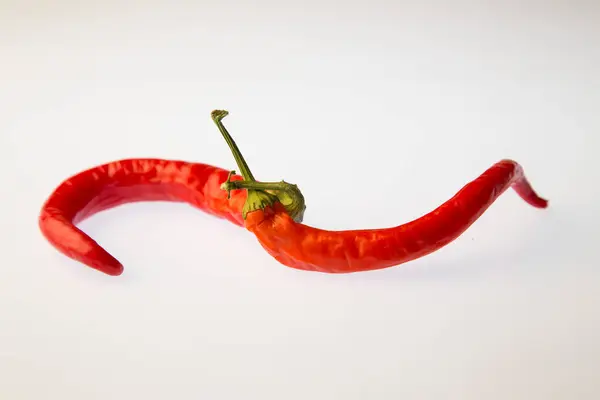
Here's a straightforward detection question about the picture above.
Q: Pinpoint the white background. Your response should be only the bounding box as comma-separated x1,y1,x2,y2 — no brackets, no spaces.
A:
1,1,599,399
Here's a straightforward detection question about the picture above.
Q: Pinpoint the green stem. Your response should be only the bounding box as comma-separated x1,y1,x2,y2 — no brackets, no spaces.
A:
211,110,255,182
222,180,292,192
211,109,307,223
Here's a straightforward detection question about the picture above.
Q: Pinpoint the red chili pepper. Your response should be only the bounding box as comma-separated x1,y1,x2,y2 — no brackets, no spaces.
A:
213,110,548,273
40,109,547,276
39,159,248,276
242,160,547,272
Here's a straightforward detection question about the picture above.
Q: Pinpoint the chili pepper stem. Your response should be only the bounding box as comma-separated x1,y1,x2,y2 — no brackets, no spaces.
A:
211,109,306,222
211,110,256,181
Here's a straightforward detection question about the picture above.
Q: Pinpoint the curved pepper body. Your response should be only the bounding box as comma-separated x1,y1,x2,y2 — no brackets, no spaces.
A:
243,160,548,273
39,158,246,275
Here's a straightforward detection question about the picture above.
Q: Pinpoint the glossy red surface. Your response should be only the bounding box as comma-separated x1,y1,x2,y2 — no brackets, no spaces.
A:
244,160,548,273
39,158,246,275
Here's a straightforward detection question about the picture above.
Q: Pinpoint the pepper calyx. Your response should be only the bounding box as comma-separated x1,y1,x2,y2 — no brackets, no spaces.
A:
242,190,280,220
222,179,306,222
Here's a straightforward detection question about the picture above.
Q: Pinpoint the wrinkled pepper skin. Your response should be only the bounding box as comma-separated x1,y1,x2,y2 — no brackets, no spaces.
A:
244,160,548,273
38,158,246,276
